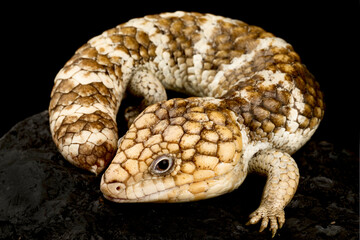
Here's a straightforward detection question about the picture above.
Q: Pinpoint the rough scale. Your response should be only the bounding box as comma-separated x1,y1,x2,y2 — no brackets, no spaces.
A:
49,11,324,236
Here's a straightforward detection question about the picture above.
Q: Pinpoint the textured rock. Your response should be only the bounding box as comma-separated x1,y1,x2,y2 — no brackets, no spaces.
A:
0,111,358,239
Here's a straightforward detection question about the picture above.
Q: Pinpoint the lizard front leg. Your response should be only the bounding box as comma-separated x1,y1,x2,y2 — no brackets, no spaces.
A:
247,149,300,237
125,68,167,126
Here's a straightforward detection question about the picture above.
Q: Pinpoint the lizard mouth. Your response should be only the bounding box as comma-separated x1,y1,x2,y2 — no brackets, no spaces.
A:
101,185,180,203
99,174,183,203
100,172,239,203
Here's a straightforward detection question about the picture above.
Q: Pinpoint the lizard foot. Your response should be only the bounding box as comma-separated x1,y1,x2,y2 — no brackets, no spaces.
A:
124,106,141,127
246,206,285,238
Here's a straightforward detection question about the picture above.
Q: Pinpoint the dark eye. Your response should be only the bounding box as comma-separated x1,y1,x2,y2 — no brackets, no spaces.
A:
150,155,174,175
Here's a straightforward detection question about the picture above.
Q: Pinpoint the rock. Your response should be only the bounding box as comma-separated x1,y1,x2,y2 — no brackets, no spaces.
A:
0,111,358,239
315,224,346,238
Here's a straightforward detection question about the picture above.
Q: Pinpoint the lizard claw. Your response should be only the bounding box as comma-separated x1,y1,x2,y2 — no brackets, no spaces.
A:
246,206,285,238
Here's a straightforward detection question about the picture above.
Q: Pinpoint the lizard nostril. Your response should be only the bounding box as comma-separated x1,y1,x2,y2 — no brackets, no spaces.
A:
113,183,126,192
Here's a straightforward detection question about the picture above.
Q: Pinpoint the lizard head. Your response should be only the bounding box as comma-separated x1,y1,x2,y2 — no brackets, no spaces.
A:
100,98,245,202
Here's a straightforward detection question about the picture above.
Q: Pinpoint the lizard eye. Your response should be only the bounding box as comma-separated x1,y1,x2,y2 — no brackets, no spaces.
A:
150,155,174,176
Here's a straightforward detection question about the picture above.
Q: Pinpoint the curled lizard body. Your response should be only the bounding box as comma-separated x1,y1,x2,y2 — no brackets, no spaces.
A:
49,11,324,236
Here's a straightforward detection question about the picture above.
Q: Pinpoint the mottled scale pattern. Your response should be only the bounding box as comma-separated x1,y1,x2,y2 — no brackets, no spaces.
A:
49,11,324,236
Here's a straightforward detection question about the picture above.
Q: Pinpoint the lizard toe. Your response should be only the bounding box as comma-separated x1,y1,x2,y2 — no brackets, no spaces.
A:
247,207,285,237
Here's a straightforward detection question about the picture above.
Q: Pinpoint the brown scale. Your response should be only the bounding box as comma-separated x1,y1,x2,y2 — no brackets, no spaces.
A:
49,25,151,172
220,42,324,142
125,98,243,168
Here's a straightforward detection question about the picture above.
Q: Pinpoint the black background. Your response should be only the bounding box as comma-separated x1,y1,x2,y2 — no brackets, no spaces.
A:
1,1,359,151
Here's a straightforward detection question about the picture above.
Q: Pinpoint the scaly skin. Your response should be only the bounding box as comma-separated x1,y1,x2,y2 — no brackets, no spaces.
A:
49,11,324,236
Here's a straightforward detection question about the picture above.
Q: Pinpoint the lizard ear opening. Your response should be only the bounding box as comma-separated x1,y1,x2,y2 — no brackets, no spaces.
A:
150,155,175,176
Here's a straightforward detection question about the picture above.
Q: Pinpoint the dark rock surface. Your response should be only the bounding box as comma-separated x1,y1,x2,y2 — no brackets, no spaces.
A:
0,111,358,240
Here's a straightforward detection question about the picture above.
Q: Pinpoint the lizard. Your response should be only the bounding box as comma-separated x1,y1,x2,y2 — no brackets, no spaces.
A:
49,11,324,236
